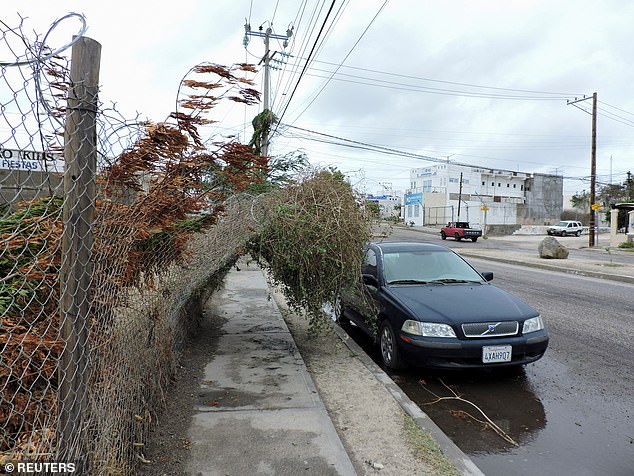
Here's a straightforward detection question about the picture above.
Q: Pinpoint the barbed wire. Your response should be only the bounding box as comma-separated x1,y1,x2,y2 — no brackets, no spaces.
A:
0,13,87,67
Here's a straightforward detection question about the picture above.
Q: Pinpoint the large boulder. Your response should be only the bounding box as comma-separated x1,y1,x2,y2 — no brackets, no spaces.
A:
538,236,569,259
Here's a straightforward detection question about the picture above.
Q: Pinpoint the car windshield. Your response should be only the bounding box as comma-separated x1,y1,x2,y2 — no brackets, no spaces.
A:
382,250,484,284
555,221,569,226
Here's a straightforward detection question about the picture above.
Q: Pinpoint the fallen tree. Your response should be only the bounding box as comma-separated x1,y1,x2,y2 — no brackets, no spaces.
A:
249,168,371,332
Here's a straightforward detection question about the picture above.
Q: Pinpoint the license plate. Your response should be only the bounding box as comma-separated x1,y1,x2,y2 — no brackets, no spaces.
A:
482,345,512,363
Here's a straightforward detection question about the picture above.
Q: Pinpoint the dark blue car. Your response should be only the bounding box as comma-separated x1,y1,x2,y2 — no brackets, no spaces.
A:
335,242,549,370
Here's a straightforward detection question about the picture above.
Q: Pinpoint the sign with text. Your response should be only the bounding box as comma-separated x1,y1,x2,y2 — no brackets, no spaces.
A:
404,192,422,205
0,148,64,173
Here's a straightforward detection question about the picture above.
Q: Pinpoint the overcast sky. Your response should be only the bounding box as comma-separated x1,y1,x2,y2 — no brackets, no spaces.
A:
5,1,634,196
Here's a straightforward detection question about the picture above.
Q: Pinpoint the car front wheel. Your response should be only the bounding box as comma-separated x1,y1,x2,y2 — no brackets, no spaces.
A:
441,231,446,240
379,320,404,369
576,230,581,237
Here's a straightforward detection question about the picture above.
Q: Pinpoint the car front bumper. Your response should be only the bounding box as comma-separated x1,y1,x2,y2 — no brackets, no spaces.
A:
397,330,549,368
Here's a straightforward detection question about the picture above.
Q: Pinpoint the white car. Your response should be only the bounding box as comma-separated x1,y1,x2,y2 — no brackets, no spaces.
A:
546,220,583,237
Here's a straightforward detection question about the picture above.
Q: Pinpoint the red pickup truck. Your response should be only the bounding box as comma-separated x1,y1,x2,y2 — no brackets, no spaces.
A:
440,221,482,242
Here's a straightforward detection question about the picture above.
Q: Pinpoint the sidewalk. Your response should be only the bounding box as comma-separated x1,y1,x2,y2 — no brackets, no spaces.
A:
184,260,356,475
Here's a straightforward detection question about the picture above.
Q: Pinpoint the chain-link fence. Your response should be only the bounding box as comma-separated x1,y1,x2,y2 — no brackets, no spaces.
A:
1,14,265,474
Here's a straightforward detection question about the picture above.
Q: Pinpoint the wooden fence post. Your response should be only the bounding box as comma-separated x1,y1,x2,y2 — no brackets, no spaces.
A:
58,35,101,466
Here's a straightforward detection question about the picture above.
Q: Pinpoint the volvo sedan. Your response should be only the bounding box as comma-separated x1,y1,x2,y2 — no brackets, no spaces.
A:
335,242,549,370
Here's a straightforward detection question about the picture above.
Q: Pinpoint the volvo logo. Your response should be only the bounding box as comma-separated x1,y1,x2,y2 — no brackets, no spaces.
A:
482,322,502,336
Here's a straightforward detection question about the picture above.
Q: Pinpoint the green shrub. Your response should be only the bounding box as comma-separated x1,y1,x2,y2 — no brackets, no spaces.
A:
249,169,371,331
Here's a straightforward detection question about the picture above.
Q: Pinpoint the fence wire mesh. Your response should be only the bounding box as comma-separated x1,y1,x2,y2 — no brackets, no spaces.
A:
1,15,266,474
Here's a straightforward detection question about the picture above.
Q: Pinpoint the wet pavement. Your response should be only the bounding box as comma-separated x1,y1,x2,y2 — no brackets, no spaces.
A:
186,260,357,475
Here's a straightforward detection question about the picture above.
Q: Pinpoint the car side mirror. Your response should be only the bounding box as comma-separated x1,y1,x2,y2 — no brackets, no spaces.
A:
362,274,379,287
481,271,494,282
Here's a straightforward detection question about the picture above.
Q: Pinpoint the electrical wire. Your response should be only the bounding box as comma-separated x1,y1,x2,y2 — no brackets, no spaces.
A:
271,0,336,138
288,0,388,124
298,69,577,100
289,57,583,98
271,0,324,110
280,123,626,181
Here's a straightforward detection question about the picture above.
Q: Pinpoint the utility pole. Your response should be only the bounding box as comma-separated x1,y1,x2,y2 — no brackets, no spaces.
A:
567,92,598,246
457,172,463,219
243,21,293,157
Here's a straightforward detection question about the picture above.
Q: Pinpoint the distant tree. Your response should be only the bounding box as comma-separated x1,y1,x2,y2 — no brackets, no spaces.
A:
570,191,590,211
597,178,631,229
364,201,380,219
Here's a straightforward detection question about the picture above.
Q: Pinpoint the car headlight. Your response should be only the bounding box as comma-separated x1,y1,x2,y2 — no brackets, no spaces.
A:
523,316,544,334
402,320,456,338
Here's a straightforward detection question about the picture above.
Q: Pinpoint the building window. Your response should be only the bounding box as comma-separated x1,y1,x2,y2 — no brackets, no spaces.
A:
413,204,420,217
482,181,485,186
521,185,524,191
513,184,517,188
491,182,495,186
507,183,510,187
498,183,501,187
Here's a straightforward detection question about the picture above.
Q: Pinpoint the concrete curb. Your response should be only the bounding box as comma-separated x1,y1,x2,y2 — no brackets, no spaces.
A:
330,323,485,476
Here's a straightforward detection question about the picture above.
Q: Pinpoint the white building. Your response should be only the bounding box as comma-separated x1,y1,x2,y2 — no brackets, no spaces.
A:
403,163,562,228
366,194,401,219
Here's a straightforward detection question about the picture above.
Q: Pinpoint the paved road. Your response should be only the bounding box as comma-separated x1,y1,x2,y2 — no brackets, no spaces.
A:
454,258,634,476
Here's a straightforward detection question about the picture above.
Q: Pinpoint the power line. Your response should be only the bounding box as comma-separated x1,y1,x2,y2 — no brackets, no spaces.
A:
273,0,351,114
280,123,614,181
288,0,389,124
272,0,326,111
297,70,578,100
288,57,583,98
271,0,337,139
598,100,634,117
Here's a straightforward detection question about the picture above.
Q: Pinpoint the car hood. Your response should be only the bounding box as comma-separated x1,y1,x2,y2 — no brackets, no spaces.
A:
385,283,538,323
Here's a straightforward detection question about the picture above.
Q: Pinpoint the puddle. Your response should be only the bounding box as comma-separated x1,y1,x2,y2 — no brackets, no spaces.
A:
343,325,634,476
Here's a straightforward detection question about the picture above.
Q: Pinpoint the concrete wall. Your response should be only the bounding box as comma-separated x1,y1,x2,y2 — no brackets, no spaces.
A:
0,169,63,211
517,174,563,225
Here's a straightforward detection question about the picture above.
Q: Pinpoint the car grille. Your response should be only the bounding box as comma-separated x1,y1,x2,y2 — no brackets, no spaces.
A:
462,321,519,338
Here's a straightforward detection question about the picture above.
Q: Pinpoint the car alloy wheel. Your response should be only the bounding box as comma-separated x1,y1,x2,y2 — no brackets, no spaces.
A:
380,320,403,369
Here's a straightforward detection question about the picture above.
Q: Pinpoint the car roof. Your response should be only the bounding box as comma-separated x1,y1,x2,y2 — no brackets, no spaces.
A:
371,242,451,253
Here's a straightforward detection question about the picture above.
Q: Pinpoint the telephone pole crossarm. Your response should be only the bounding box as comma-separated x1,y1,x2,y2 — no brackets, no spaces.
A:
243,22,293,157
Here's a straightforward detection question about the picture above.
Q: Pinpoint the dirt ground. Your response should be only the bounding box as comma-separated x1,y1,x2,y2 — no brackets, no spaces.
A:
138,283,457,475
